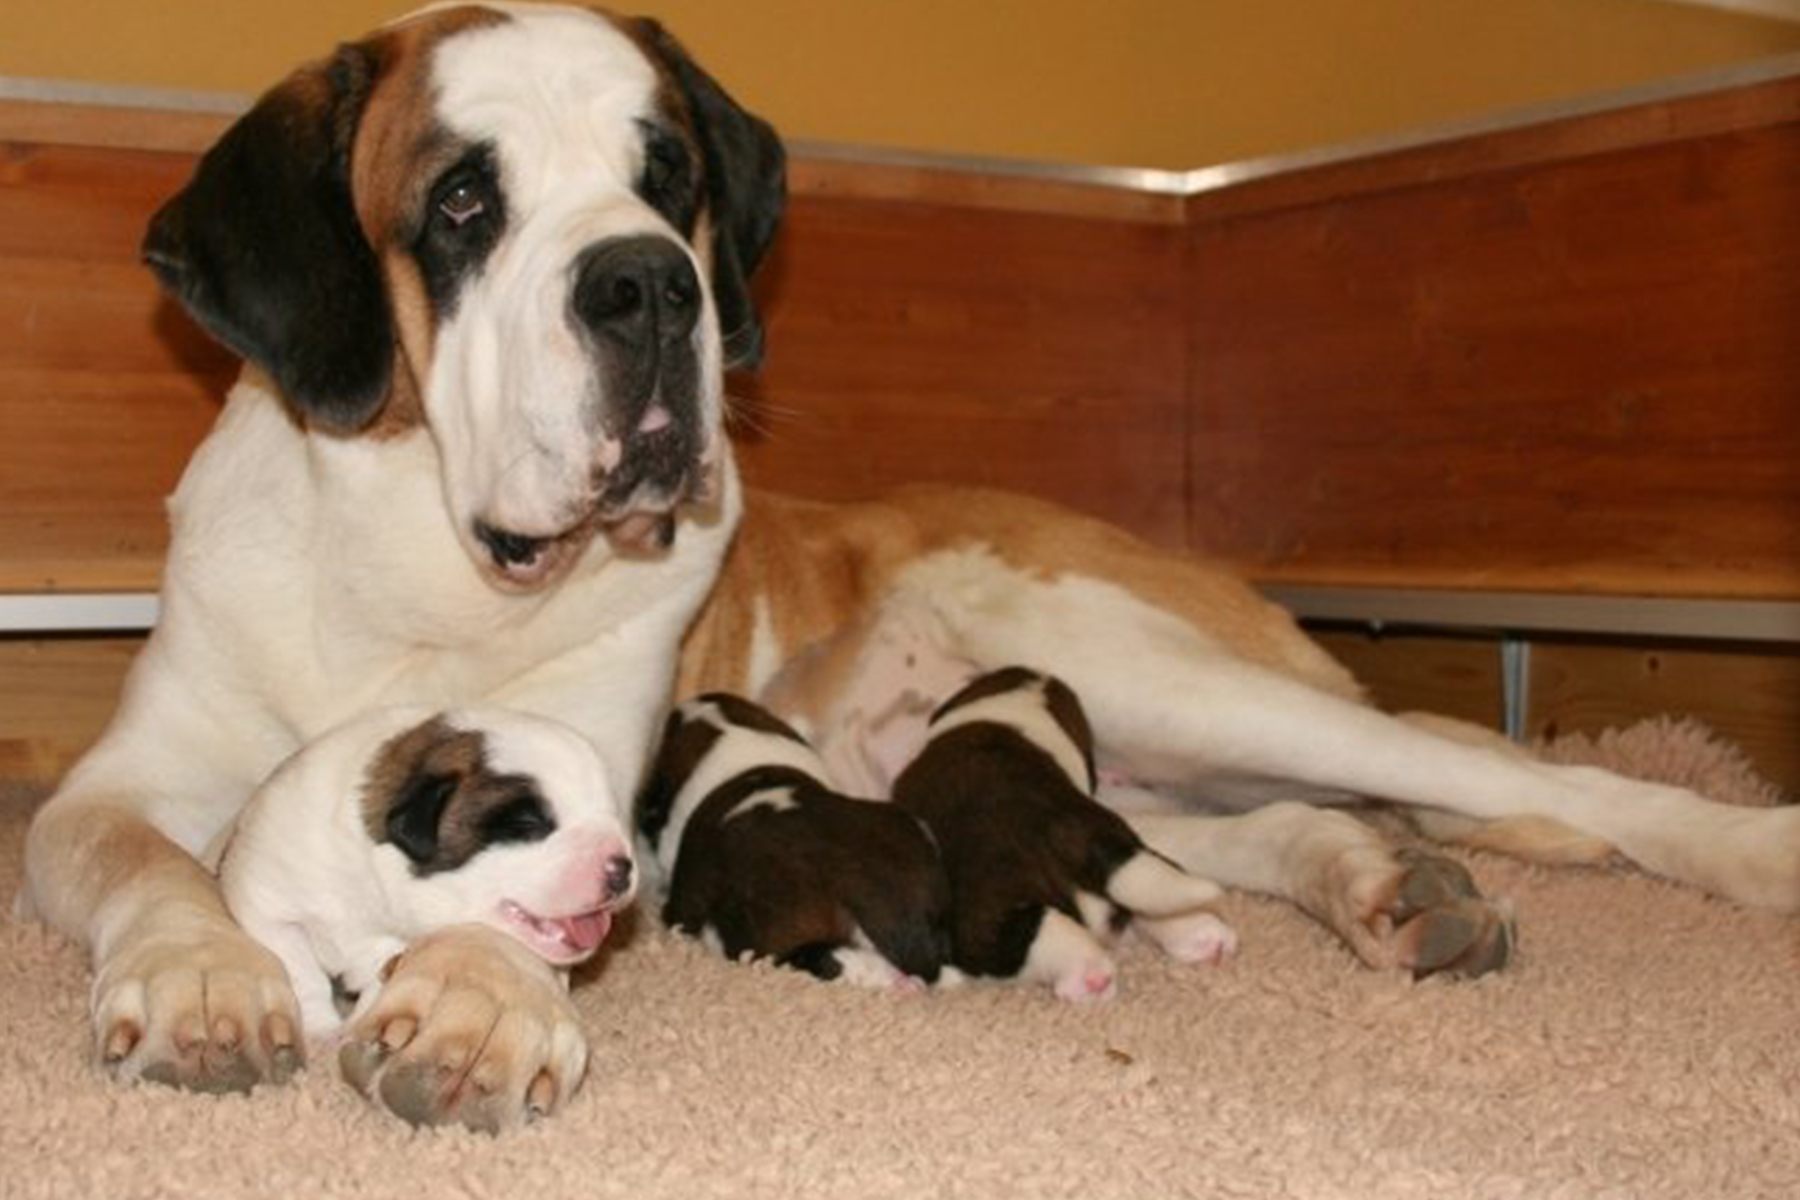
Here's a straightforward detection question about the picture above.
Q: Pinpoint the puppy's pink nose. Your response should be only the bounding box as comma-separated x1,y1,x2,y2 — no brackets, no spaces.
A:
604,854,634,902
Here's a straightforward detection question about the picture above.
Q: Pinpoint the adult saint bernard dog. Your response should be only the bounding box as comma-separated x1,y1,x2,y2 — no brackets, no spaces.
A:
22,2,1800,1131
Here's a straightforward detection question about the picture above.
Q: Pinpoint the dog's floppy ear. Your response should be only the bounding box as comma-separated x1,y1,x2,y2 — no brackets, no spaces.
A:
142,43,394,433
635,19,786,370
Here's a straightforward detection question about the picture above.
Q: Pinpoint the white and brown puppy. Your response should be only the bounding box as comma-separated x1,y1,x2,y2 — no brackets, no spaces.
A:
638,694,951,989
891,668,1236,1002
216,705,637,1037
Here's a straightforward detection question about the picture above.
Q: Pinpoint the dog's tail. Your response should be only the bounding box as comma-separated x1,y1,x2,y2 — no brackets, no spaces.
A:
1104,850,1223,917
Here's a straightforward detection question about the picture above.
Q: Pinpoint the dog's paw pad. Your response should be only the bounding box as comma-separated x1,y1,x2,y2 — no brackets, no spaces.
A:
1385,852,1515,980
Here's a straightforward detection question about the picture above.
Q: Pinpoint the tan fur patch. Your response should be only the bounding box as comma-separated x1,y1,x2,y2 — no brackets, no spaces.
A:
680,484,1365,706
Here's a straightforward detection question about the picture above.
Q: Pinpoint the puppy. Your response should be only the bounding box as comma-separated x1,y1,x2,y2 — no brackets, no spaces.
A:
637,694,951,989
215,705,637,1036
891,667,1237,1001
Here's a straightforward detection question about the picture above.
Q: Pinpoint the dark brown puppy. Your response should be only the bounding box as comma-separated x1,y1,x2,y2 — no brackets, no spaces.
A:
892,667,1235,1001
638,694,951,988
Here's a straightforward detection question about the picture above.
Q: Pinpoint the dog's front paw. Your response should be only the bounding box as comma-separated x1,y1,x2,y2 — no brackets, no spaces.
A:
338,924,588,1133
92,911,305,1093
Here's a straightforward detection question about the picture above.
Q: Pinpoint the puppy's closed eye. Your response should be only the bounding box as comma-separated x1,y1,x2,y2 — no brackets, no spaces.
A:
480,788,556,844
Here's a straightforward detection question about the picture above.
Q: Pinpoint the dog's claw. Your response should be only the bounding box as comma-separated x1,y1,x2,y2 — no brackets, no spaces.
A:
337,1038,388,1093
90,917,305,1094
338,925,588,1133
101,1020,140,1066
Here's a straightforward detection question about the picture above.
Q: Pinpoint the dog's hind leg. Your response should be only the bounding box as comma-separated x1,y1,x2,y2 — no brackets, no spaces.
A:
894,550,1800,917
1127,803,1512,976
1395,712,1617,866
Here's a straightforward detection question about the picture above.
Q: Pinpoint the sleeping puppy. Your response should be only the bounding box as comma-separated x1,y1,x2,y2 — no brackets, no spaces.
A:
215,705,637,1036
637,694,951,989
891,667,1237,1002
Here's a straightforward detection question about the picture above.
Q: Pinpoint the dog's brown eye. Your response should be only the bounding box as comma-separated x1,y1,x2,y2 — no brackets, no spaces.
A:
438,183,486,227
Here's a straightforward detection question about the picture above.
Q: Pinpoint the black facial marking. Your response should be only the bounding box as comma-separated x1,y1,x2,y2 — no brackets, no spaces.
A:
478,785,556,845
365,716,561,877
635,121,700,237
385,771,459,865
411,143,508,317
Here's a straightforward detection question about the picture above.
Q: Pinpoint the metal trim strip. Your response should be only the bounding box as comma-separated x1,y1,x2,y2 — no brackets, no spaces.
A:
5,50,1798,197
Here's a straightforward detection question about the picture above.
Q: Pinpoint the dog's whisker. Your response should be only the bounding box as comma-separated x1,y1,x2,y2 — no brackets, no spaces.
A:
722,391,804,438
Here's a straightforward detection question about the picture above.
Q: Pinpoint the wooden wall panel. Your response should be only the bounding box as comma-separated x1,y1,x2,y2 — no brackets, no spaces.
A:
0,141,232,592
1312,628,1504,729
733,193,1190,547
0,635,139,783
1311,628,1799,793
1187,112,1800,599
4,76,1800,603
1528,638,1800,790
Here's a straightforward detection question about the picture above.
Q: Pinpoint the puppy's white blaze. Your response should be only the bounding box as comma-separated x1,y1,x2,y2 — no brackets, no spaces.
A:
1019,909,1117,1002
723,785,800,823
1105,850,1223,918
926,681,1091,795
654,701,829,873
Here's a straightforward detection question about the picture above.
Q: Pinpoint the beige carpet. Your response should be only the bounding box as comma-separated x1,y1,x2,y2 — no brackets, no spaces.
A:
4,719,1798,1200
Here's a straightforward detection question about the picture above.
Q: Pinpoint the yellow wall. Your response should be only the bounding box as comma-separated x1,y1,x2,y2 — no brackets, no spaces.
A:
5,1,1800,168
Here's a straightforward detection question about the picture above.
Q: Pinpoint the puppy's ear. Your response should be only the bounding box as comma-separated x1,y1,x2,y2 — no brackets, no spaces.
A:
634,19,786,370
635,708,723,848
385,771,459,866
142,42,394,432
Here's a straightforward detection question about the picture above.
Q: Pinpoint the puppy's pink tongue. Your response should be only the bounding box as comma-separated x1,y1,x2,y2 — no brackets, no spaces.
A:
561,910,613,953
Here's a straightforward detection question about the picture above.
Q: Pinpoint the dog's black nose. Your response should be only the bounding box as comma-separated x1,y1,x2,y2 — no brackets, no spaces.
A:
604,854,634,901
572,235,700,350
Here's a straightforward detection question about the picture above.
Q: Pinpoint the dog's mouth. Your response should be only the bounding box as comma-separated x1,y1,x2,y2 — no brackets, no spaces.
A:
470,429,720,589
497,899,616,965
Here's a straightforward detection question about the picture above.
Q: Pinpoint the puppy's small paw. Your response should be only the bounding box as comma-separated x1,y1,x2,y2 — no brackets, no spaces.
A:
829,947,909,991
1052,959,1117,1003
1136,910,1239,965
